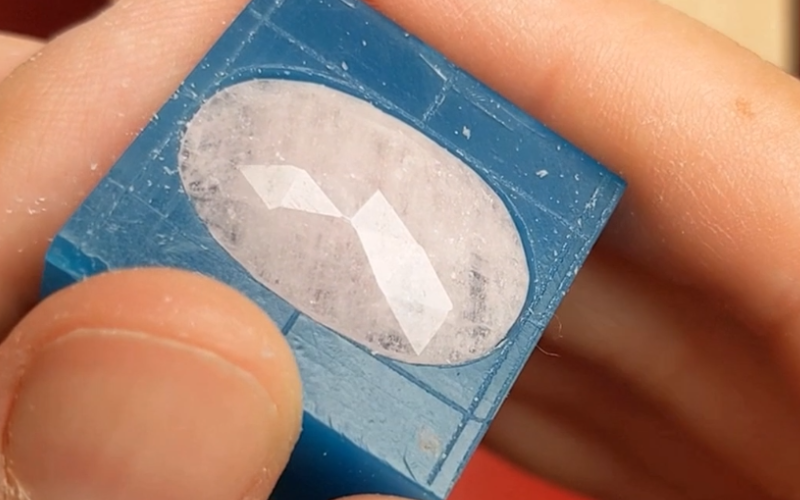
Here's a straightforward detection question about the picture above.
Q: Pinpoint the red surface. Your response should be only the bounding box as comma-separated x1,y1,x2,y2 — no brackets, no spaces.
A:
0,0,107,38
2,4,590,500
452,446,589,500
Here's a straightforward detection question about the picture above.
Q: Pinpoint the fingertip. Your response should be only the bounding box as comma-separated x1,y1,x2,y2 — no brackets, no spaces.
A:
0,267,302,500
0,32,43,79
13,267,302,411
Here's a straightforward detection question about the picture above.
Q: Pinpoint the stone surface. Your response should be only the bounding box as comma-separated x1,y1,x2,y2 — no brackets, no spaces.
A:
178,79,530,365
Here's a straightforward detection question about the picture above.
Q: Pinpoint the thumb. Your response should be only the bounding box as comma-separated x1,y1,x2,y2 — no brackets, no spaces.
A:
0,268,302,500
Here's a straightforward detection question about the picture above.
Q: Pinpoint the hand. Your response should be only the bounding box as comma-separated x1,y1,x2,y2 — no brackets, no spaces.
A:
0,4,404,500
370,2,800,499
2,1,800,500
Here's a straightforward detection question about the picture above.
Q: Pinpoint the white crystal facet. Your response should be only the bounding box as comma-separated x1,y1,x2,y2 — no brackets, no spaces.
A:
351,191,453,354
241,164,343,218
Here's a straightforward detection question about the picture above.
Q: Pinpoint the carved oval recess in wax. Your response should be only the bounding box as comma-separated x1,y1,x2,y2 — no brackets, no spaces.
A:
178,79,530,365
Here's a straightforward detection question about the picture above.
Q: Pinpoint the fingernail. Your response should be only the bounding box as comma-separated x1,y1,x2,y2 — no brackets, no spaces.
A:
4,328,278,500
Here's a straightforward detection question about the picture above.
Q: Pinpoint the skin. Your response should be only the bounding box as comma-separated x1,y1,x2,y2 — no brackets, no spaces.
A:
1,0,800,498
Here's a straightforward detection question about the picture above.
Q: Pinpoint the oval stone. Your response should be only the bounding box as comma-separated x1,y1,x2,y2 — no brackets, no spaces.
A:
178,79,530,365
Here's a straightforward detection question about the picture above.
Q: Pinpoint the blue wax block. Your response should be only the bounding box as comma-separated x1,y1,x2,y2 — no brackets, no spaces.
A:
40,0,626,498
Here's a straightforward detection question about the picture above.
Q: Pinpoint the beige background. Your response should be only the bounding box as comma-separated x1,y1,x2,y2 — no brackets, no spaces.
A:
659,0,795,70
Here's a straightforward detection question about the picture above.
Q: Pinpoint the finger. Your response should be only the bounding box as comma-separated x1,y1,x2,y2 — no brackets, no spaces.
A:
504,349,765,499
0,268,302,500
538,251,800,498
0,32,43,79
0,0,251,333
365,1,800,366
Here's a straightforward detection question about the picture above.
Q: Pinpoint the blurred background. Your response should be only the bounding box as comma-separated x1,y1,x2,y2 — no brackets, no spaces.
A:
662,0,796,72
0,0,797,499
